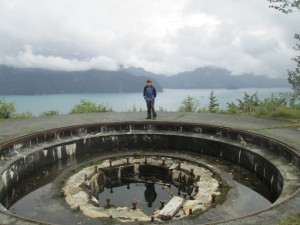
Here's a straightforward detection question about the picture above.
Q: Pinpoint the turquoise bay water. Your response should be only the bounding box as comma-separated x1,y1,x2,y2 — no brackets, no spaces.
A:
0,88,292,115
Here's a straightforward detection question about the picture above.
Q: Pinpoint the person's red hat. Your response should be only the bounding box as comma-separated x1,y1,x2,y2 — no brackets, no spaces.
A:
147,80,152,83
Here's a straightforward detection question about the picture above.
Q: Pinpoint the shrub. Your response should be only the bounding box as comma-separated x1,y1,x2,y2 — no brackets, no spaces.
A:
0,98,16,119
158,106,168,112
226,102,241,115
12,112,34,119
269,105,300,120
70,99,113,114
40,110,60,117
253,106,269,117
128,105,143,112
178,95,199,112
236,92,261,114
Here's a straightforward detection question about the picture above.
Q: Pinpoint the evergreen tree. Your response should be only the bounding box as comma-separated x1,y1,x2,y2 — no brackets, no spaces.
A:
268,0,300,97
288,33,300,97
208,91,219,113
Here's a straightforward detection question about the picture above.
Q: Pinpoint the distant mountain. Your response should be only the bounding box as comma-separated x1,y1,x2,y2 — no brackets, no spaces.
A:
0,65,290,95
0,66,162,95
123,66,290,89
121,67,169,86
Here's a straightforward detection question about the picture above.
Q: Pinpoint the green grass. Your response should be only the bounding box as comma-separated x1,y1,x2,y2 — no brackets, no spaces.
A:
1,94,299,122
278,214,300,225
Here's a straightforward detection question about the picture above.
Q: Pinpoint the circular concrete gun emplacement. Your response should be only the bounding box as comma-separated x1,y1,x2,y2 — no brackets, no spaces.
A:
0,112,300,224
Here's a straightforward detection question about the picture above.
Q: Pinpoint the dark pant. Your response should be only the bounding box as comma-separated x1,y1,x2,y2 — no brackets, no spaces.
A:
146,100,157,117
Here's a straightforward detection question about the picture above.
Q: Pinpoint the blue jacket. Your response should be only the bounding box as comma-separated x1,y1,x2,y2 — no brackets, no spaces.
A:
143,85,157,101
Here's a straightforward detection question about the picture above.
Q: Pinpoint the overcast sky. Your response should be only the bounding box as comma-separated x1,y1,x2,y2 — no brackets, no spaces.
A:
0,0,299,77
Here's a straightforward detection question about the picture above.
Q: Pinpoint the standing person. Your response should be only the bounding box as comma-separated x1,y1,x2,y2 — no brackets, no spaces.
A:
143,80,157,119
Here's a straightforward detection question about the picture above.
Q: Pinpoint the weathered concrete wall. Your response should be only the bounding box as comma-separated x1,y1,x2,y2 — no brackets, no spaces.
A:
0,112,299,224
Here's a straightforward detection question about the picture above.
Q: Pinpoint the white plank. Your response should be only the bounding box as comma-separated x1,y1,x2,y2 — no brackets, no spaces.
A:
158,196,184,220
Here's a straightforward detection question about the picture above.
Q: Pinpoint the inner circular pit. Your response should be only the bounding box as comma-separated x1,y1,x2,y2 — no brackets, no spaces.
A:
64,156,222,222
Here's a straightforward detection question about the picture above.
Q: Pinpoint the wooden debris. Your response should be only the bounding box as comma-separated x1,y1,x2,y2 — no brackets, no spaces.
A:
158,196,184,220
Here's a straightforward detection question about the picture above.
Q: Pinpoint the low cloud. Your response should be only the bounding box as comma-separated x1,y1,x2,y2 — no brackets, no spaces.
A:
3,46,118,71
0,0,299,77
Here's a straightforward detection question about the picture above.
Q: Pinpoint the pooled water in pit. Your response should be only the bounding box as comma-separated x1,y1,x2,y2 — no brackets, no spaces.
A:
98,182,177,215
2,149,275,224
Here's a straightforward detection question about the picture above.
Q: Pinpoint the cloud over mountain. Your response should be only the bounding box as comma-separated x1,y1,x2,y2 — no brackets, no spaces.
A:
0,0,299,77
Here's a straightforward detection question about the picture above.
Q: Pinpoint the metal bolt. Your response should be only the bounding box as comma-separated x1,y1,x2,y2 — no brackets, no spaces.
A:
110,187,113,193
106,198,111,206
77,205,80,211
197,175,201,181
183,193,188,199
182,174,186,183
162,158,166,165
60,190,65,197
109,159,112,167
179,172,182,181
132,201,137,210
127,184,130,189
194,185,199,192
178,162,181,169
189,208,193,215
190,168,194,175
211,193,216,203
126,158,130,163
144,157,148,164
177,186,181,195
218,182,223,188
160,200,165,208
151,216,155,222
84,174,88,181
94,165,98,172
